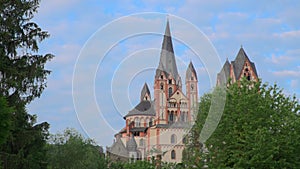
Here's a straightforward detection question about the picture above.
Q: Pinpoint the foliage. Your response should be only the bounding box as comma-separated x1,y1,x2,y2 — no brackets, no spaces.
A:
0,105,49,169
108,159,185,169
46,128,107,169
0,96,13,145
0,0,54,168
184,79,300,168
0,0,54,104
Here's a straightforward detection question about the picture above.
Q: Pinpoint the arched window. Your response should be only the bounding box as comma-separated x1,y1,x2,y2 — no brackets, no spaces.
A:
180,111,184,122
160,83,164,90
169,111,174,123
135,118,140,127
145,118,149,127
191,84,194,91
139,139,144,146
149,118,153,126
171,150,176,159
168,87,173,97
171,134,177,144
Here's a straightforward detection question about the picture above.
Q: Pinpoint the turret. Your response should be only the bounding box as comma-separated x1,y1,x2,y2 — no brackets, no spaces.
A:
186,62,198,122
141,83,151,101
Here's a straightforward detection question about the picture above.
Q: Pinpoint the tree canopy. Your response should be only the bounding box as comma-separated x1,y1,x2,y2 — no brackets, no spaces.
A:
46,128,107,169
184,79,300,168
0,0,54,168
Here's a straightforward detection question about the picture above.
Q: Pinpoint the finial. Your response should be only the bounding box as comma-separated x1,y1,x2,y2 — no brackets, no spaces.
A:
241,44,243,48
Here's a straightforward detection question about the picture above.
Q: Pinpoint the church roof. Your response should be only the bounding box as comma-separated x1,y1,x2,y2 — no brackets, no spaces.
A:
156,19,180,82
130,127,147,133
217,59,230,85
140,83,150,101
186,61,198,80
107,137,128,157
231,47,258,79
124,100,155,119
126,134,137,152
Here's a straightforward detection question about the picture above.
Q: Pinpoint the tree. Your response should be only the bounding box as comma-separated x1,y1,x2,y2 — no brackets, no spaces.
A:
0,0,53,168
46,128,106,169
0,96,13,145
184,79,300,168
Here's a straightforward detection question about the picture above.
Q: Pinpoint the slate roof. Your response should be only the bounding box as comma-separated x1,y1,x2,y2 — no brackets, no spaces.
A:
217,59,230,85
156,19,180,83
231,47,258,80
126,134,137,152
107,137,128,157
130,127,147,133
140,83,150,101
124,100,155,119
156,122,192,129
186,61,198,80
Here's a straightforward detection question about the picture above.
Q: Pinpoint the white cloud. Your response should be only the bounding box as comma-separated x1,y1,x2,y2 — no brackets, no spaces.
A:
273,70,300,77
274,30,300,38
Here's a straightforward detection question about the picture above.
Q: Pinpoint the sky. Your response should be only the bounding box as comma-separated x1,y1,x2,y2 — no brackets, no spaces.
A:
28,0,300,147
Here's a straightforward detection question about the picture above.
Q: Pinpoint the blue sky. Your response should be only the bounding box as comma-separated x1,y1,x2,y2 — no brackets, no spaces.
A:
28,0,300,147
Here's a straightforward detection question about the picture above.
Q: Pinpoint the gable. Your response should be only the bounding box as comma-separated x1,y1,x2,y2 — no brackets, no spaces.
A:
237,59,258,81
169,89,188,101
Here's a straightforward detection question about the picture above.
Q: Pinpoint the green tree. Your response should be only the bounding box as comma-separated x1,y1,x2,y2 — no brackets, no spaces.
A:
46,128,107,169
184,79,300,168
0,0,53,168
0,96,13,145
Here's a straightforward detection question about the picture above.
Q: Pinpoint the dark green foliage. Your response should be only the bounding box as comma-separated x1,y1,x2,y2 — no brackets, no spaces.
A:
0,0,53,168
0,96,13,145
184,79,300,168
108,158,186,169
0,0,54,104
1,106,49,169
46,128,107,169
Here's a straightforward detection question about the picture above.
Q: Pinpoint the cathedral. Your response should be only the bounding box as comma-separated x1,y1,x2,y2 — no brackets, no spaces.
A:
217,46,258,85
107,20,198,163
107,20,259,164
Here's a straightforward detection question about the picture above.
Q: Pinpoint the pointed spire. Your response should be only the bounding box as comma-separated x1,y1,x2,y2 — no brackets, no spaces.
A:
164,17,171,37
141,83,150,101
156,18,180,83
186,61,197,81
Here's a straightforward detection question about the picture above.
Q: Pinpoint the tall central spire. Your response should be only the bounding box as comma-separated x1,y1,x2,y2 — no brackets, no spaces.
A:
156,19,180,81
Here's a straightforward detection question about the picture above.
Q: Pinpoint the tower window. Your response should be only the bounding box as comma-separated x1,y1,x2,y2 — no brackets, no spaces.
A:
168,79,172,84
135,118,140,127
171,150,176,159
171,134,177,144
191,84,194,91
168,87,172,97
160,75,163,79
169,111,174,123
191,77,194,80
139,139,144,146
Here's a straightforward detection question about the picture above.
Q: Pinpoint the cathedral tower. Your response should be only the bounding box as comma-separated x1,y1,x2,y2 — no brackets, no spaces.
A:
186,62,198,122
154,19,182,124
